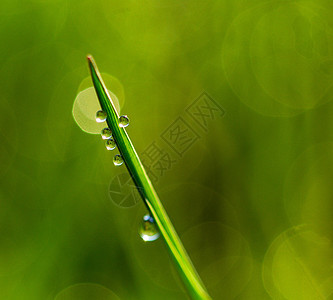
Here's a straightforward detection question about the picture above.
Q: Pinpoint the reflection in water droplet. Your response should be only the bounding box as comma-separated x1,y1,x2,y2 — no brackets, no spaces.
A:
101,128,112,140
118,115,129,128
96,110,107,123
106,139,116,150
113,154,123,166
139,214,160,242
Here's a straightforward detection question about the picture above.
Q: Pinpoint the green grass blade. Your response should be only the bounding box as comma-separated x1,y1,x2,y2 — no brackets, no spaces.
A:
87,55,212,300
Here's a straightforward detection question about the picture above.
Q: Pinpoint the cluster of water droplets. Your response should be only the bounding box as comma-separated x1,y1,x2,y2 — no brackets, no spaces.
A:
96,111,130,166
96,110,159,242
139,214,160,242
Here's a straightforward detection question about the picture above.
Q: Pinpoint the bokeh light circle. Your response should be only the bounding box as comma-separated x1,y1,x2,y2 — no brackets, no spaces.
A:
262,225,333,299
222,2,333,117
77,73,125,109
72,87,120,134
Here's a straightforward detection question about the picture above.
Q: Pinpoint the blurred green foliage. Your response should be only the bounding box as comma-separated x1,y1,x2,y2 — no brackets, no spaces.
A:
0,0,333,299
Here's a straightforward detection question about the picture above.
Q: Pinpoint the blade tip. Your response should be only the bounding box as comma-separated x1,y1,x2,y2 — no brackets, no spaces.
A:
86,54,94,64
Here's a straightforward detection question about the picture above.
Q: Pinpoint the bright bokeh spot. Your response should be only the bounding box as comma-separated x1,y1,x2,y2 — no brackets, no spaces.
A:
77,73,125,109
263,225,333,299
72,87,120,134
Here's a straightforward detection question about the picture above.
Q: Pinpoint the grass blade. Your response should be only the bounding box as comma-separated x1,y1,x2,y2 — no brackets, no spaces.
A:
87,55,211,300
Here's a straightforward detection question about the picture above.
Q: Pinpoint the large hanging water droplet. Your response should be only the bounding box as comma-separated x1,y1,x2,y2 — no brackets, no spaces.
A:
139,214,160,242
113,154,123,166
101,128,112,140
96,110,107,123
105,139,116,150
118,115,129,128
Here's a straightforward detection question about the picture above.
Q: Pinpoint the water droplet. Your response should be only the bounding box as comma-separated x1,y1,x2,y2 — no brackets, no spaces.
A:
139,214,160,242
113,154,123,166
96,110,107,123
101,128,112,140
105,139,116,150
118,115,129,128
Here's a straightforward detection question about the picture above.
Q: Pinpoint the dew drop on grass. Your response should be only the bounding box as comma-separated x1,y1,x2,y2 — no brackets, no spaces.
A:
96,110,107,122
113,154,123,166
105,139,116,150
139,214,160,242
101,128,112,140
118,115,129,128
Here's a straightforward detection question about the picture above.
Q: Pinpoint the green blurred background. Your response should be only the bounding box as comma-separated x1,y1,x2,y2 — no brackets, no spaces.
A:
1,0,333,299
